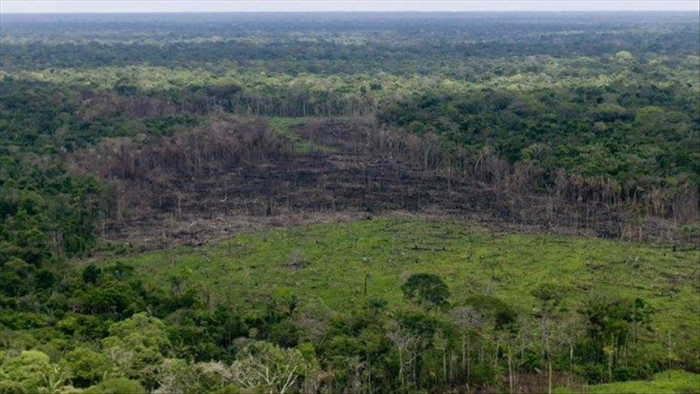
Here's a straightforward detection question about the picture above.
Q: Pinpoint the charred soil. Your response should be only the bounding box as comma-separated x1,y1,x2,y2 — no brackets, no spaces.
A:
72,117,698,249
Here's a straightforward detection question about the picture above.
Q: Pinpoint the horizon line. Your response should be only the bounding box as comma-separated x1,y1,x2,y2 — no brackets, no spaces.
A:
3,10,700,14
2,1,698,14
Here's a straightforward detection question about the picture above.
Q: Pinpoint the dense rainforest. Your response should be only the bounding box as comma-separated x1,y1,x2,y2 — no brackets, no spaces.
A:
0,12,699,393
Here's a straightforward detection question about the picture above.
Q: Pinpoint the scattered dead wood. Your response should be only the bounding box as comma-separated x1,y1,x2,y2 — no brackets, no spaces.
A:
70,117,699,251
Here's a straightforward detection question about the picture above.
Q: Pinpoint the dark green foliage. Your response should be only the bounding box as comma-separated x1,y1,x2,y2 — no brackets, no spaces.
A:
62,347,110,388
0,157,103,264
80,282,138,316
583,297,654,351
165,305,249,362
82,264,102,285
401,273,451,310
464,294,518,331
379,86,699,188
269,321,302,348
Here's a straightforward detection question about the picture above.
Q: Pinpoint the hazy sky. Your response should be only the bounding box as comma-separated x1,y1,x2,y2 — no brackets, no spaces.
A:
2,1,699,13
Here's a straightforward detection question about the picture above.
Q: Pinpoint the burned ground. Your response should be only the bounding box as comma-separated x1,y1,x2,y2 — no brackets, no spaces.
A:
72,117,697,249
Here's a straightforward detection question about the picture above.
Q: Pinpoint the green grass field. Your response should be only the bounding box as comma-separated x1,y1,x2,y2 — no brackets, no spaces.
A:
557,370,700,393
91,218,700,337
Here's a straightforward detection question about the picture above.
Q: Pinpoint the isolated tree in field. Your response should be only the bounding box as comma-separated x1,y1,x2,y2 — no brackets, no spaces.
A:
401,273,450,310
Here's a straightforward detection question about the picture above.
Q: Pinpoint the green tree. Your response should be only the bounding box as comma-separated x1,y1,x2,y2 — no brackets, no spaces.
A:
401,273,450,311
615,51,634,62
61,347,110,388
0,350,73,393
102,313,169,388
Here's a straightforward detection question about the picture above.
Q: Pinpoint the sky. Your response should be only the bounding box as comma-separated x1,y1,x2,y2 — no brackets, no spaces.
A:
1,1,699,13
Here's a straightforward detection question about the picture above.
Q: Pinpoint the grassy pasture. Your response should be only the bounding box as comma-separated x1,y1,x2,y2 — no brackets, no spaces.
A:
93,218,700,336
557,370,700,393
